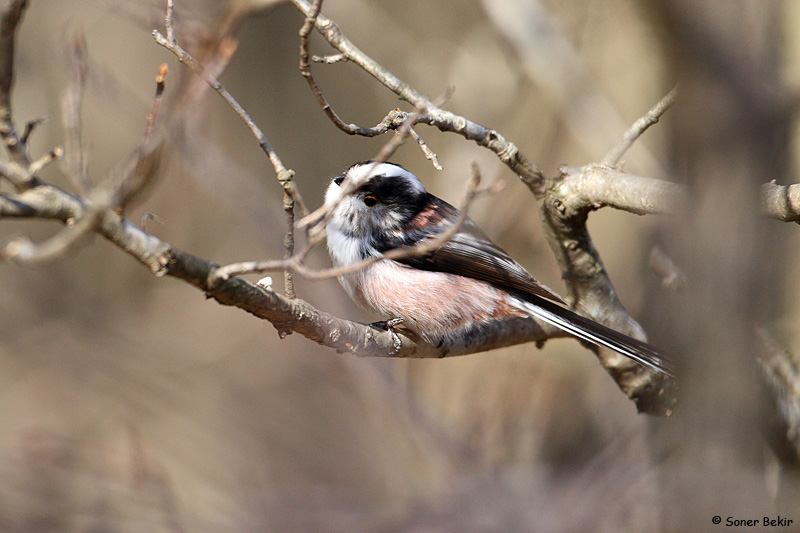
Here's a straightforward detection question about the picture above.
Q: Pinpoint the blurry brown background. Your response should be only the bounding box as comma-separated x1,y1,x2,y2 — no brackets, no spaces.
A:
0,0,798,531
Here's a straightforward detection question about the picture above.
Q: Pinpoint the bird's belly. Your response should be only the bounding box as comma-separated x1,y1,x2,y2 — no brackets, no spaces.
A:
340,261,525,343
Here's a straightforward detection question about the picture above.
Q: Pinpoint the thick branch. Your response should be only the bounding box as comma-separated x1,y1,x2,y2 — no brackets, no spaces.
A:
285,0,680,412
2,182,567,358
762,182,800,223
557,165,684,216
532,169,675,413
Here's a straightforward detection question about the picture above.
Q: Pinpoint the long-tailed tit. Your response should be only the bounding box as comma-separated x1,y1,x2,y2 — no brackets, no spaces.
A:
325,161,674,377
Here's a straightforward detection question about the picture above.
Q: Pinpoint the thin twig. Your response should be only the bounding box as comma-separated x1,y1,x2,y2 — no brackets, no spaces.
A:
116,63,168,209
298,89,453,242
61,30,90,193
20,115,49,145
1,188,110,264
164,0,175,44
282,176,296,298
209,163,487,286
153,31,286,178
299,0,388,137
28,147,63,175
153,8,306,213
288,0,545,190
0,0,30,169
297,0,447,169
0,148,61,189
311,53,348,64
154,0,305,297
409,127,442,170
603,87,677,166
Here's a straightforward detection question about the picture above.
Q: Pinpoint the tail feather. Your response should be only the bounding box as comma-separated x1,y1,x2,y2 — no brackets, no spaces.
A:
513,297,676,378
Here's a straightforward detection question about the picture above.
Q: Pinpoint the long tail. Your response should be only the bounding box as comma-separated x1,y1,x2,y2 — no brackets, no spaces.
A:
512,296,676,378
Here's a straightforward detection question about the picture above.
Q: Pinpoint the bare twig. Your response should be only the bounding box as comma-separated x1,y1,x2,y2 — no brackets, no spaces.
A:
311,52,348,64
28,146,62,177
298,0,390,137
210,162,488,286
20,115,49,145
0,0,29,168
409,127,442,170
61,30,91,193
115,63,168,209
0,148,61,189
603,87,678,167
289,0,545,190
281,171,297,298
154,0,305,297
296,1,460,172
153,29,287,178
152,8,305,212
164,0,175,44
145,65,167,153
1,188,109,264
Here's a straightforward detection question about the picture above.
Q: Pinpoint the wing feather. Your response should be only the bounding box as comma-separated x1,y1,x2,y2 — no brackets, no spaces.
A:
376,194,675,377
380,195,565,304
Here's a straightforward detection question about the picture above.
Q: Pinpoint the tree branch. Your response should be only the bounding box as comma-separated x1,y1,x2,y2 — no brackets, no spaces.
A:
556,165,684,216
603,87,677,167
2,180,561,357
20,0,800,417
762,181,800,223
288,0,546,190
287,0,683,413
153,0,305,297
0,0,28,169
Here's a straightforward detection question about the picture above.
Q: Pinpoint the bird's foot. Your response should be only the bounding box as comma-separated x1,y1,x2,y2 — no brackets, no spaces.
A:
370,317,405,355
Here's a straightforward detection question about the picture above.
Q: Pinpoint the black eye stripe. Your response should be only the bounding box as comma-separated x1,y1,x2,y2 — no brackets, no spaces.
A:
333,176,345,186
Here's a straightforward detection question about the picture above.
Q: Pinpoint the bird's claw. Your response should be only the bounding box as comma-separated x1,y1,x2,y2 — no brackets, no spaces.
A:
370,317,404,355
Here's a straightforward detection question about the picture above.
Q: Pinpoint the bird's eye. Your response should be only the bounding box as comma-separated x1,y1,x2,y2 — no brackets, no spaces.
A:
363,195,378,207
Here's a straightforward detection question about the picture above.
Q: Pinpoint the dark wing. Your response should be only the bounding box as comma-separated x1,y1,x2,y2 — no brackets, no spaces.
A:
378,195,566,304
380,195,675,377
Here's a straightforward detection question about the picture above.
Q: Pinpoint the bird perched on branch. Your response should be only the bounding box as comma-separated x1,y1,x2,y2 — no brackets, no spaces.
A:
324,160,674,377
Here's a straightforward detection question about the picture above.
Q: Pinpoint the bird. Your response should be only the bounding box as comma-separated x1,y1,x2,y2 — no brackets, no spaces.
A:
324,160,674,377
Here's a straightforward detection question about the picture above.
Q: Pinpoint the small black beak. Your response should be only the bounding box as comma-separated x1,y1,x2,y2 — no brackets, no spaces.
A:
333,175,345,186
